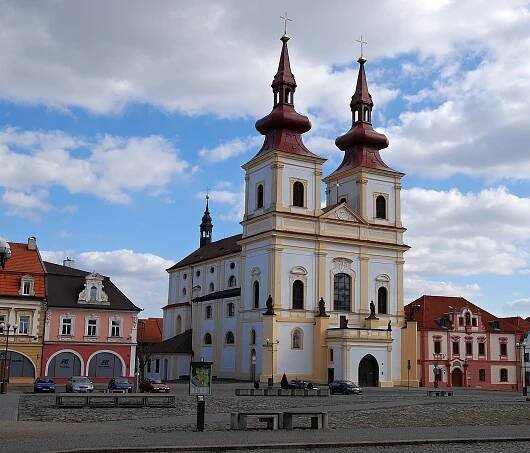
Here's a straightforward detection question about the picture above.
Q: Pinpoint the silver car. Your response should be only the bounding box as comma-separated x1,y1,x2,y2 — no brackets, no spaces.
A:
66,376,94,393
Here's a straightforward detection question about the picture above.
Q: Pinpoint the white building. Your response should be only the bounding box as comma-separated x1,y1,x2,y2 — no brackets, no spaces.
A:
162,34,408,386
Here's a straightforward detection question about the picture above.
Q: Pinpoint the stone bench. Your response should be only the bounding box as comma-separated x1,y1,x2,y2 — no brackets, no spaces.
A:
235,388,329,397
230,412,282,430
55,393,175,408
426,390,454,397
282,411,328,430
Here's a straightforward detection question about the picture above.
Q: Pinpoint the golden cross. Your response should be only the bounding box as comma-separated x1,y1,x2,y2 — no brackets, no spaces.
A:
280,12,292,35
356,35,368,58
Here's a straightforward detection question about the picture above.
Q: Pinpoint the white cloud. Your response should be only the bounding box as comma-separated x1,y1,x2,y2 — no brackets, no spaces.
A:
403,186,530,276
0,127,191,216
405,274,481,302
42,249,175,317
198,136,261,163
197,182,245,222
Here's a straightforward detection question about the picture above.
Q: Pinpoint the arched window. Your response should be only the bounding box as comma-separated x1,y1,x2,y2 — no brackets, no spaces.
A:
292,280,304,310
354,109,359,122
364,108,369,122
225,331,235,344
377,287,388,314
376,195,386,219
227,302,235,317
176,315,182,334
285,88,290,104
292,329,303,349
182,287,187,297
256,184,264,209
204,333,212,345
253,281,260,309
209,282,215,292
274,90,278,106
228,275,237,288
250,329,256,345
293,181,304,207
89,286,97,301
334,273,351,311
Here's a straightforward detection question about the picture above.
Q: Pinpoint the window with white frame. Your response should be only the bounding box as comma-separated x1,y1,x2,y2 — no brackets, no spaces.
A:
18,315,30,334
111,319,121,337
61,318,72,336
19,275,34,296
87,319,97,336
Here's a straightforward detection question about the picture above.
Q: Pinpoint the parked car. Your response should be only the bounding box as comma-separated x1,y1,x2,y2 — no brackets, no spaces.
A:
66,376,94,393
108,377,133,393
139,378,170,393
287,379,319,390
34,377,56,393
329,380,362,395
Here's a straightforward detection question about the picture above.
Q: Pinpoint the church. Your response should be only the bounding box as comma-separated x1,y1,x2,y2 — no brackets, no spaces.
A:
160,31,410,387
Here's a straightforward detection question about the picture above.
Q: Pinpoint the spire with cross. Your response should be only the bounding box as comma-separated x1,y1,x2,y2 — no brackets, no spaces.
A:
200,188,213,247
356,35,368,63
280,12,292,38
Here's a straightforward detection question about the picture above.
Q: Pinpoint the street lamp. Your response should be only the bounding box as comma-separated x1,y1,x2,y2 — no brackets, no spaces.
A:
262,338,279,387
0,322,18,394
516,341,528,396
0,239,11,270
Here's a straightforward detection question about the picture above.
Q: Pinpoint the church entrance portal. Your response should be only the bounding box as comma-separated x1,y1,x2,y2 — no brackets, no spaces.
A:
358,354,379,387
451,368,463,387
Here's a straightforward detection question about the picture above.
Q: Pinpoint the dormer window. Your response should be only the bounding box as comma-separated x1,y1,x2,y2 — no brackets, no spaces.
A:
19,275,34,296
89,286,97,301
78,273,109,306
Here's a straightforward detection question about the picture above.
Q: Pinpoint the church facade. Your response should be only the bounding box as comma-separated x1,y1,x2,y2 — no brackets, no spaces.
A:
163,33,410,386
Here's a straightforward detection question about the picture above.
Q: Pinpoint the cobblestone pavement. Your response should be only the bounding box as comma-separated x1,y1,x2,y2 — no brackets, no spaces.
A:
4,385,530,453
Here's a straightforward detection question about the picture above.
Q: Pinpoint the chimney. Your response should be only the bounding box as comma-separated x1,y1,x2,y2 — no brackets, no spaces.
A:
63,257,75,268
27,236,37,250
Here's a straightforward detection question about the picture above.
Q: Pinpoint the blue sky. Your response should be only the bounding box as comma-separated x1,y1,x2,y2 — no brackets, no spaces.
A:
1,1,530,318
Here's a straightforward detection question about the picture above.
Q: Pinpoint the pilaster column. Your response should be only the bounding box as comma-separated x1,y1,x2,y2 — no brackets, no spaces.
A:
313,315,330,383
244,175,250,220
271,161,284,211
359,256,370,315
314,167,323,215
357,177,368,219
396,258,405,319
395,182,402,227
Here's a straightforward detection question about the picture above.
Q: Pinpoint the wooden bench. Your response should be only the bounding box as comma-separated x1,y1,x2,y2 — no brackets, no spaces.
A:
230,412,282,430
55,393,175,408
282,411,328,430
427,390,454,397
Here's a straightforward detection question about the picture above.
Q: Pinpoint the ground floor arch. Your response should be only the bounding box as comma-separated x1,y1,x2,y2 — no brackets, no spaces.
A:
0,350,36,380
46,351,83,378
358,354,379,387
452,368,463,387
87,351,125,378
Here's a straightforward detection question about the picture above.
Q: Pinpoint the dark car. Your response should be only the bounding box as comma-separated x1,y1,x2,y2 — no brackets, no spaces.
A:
329,380,362,395
139,378,170,393
108,377,133,393
287,379,318,390
34,377,56,393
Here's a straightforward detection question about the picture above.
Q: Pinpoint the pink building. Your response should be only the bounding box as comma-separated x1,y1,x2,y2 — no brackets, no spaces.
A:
406,295,530,390
42,261,141,383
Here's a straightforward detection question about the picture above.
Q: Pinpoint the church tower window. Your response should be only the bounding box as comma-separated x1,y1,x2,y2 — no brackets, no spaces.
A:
292,280,304,310
209,282,214,292
377,287,388,314
376,195,387,219
333,273,351,311
204,333,212,345
225,331,235,344
293,181,304,207
253,281,260,309
176,315,182,334
228,275,237,288
250,329,256,345
256,184,264,209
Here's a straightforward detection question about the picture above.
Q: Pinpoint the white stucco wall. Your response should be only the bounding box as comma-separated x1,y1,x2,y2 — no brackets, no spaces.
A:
277,322,313,376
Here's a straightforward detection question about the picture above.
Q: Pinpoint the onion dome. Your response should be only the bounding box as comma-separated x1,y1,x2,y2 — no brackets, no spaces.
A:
333,56,396,174
254,34,317,157
199,195,213,247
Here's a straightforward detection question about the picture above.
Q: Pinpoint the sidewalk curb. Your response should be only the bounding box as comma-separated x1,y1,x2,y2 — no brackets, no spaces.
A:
50,436,530,452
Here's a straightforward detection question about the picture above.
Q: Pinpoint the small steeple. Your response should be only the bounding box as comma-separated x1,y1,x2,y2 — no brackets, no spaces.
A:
332,44,396,175
200,193,213,247
253,24,317,158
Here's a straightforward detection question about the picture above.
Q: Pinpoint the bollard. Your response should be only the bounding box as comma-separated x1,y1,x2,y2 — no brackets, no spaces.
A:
196,395,205,432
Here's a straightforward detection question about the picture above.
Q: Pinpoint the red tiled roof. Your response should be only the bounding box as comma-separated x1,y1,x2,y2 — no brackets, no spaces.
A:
138,318,163,343
500,316,530,333
405,295,517,333
0,242,45,298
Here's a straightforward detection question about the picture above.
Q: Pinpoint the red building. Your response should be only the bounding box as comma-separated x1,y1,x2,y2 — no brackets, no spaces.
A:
406,295,530,390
